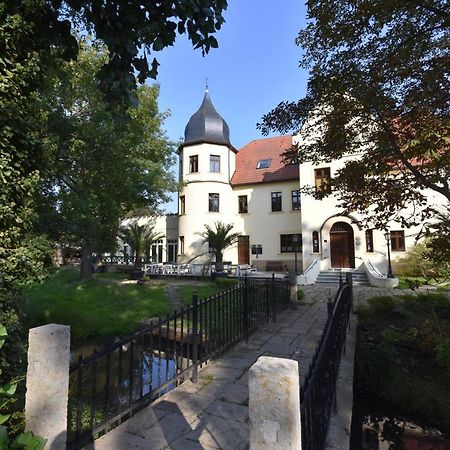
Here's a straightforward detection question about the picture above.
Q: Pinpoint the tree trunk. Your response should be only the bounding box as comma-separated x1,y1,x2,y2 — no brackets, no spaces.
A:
215,253,224,272
80,245,93,280
134,252,142,271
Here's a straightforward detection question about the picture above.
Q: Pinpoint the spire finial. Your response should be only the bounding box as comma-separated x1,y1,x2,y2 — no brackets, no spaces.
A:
205,78,209,93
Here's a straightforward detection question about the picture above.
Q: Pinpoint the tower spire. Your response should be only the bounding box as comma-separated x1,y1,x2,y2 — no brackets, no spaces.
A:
205,77,209,93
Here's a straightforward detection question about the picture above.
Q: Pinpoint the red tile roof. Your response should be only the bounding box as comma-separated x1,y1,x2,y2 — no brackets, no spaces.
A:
230,135,298,186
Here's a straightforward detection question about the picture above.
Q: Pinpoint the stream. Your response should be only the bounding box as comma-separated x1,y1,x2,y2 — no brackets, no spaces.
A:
350,394,450,450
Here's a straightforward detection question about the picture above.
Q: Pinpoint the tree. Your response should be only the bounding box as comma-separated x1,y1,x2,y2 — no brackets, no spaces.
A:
198,222,240,272
37,44,177,280
0,0,226,436
424,206,450,282
258,0,450,229
119,222,164,271
2,0,227,285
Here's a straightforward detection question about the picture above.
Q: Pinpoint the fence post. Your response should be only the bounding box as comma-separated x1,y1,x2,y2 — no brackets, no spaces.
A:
191,293,199,383
289,271,298,309
271,273,277,322
345,272,354,312
249,356,301,449
243,274,249,342
25,324,70,450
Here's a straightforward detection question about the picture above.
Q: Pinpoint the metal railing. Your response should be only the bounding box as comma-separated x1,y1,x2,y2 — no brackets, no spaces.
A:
67,276,289,449
300,277,353,450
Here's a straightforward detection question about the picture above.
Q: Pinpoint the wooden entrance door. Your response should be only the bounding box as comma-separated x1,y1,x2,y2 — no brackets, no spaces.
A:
330,222,355,268
238,236,250,265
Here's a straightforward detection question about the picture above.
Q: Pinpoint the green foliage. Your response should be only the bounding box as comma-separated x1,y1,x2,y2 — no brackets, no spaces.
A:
424,207,450,282
119,221,164,271
367,295,396,313
37,43,177,279
20,269,171,343
177,279,240,305
258,0,450,228
395,243,436,279
197,222,240,270
435,338,450,373
214,277,240,289
0,326,46,450
356,293,450,433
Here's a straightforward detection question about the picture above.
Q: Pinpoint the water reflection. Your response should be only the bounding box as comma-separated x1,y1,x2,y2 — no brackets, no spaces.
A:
355,415,450,450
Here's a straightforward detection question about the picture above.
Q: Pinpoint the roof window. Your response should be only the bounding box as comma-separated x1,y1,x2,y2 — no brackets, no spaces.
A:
256,159,271,169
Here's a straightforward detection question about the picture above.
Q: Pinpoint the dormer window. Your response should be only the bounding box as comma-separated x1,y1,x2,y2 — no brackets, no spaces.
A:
256,159,271,169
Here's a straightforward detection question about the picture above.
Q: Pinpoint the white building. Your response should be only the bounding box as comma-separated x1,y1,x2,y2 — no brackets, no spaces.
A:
143,90,446,285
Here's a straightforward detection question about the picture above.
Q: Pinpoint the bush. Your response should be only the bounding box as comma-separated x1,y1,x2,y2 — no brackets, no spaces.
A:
395,243,435,279
367,295,396,313
0,325,46,449
214,277,239,288
436,338,450,372
355,293,450,434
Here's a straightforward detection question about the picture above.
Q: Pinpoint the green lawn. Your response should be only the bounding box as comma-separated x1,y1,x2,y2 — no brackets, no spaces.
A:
176,278,240,305
20,269,171,344
396,276,450,291
94,271,129,281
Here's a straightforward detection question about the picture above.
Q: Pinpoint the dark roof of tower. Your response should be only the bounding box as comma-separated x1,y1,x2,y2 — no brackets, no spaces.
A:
184,90,231,147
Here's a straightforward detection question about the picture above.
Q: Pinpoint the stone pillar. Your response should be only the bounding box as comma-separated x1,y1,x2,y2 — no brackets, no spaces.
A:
25,324,71,449
249,356,301,450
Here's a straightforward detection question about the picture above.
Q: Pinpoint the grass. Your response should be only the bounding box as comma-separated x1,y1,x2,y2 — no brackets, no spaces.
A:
93,272,129,281
355,292,450,435
176,278,240,305
396,276,450,291
20,268,171,344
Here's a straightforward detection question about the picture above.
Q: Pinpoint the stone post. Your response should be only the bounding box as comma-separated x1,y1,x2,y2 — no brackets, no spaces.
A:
249,356,301,450
25,324,71,449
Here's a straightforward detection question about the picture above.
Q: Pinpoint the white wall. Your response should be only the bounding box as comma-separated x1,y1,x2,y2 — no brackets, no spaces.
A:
297,152,447,275
178,142,303,268
178,142,238,264
233,181,301,269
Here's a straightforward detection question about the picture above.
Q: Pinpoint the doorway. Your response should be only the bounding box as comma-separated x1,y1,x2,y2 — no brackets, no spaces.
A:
330,222,355,268
237,236,250,265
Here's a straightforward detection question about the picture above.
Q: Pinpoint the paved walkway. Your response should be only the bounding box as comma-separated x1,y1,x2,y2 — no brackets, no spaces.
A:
85,283,433,450
85,285,334,450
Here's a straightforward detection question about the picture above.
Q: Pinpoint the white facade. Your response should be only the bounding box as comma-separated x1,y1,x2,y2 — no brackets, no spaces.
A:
138,92,447,283
121,214,179,264
178,142,237,264
298,151,447,276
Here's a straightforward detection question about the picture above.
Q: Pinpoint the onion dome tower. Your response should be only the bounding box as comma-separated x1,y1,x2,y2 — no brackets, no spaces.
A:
177,88,237,265
184,90,231,147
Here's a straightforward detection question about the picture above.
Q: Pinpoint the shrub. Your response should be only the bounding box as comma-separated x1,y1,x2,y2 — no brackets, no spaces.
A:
395,243,435,279
367,295,396,313
435,338,450,372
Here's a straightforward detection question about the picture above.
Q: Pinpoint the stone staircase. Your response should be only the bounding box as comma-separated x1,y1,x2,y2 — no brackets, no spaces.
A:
315,270,370,286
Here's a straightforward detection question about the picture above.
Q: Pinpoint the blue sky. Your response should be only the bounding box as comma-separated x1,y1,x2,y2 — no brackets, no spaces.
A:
154,0,309,211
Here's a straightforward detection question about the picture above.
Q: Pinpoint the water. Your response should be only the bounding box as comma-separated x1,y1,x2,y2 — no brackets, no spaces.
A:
351,396,450,450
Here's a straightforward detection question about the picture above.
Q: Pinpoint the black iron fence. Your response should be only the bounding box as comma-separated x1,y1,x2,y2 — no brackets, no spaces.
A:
67,276,289,449
300,278,353,450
